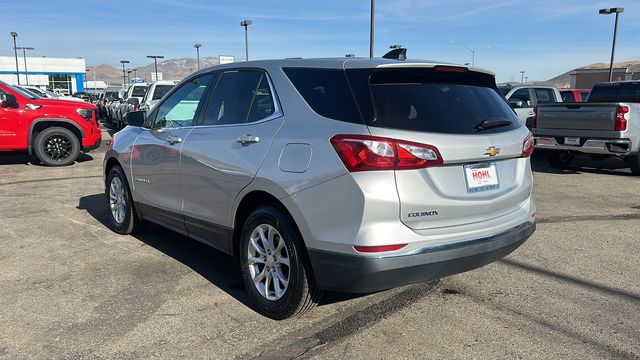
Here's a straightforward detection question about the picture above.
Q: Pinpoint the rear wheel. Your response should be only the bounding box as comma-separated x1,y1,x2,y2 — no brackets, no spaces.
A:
33,127,80,166
627,154,640,176
546,151,574,169
239,205,321,319
106,165,145,234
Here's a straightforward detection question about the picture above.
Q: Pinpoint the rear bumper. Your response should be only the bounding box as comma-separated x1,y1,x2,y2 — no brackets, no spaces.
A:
534,136,633,155
308,220,535,293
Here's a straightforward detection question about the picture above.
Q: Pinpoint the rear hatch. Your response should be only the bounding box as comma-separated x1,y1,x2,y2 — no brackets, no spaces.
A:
346,65,531,230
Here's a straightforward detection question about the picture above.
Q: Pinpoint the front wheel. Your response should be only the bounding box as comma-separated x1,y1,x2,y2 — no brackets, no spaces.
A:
239,205,322,319
33,127,80,166
546,151,574,169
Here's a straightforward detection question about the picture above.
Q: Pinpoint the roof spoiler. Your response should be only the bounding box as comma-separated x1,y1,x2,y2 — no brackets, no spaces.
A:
382,48,407,60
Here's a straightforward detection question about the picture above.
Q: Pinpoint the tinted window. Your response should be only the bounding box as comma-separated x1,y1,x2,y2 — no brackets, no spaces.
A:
153,85,174,100
347,68,520,135
588,84,617,102
247,76,276,123
617,83,640,102
153,75,212,128
534,88,557,104
283,68,362,123
132,86,148,97
579,91,590,102
560,91,574,102
201,70,263,126
510,88,531,106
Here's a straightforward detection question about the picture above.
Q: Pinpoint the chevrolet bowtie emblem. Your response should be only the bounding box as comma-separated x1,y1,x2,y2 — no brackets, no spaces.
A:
484,146,500,157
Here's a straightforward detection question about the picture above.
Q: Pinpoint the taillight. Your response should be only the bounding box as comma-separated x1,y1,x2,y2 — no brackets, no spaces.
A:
330,135,443,172
134,104,139,111
531,106,538,129
521,132,535,158
433,65,468,73
353,244,407,253
615,105,629,131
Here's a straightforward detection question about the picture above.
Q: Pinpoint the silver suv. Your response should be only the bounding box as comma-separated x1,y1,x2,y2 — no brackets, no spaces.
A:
104,58,536,319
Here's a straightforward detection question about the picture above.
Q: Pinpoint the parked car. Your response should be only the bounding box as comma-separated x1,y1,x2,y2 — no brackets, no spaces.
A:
498,85,562,128
138,80,178,113
560,89,590,103
17,85,87,103
104,58,536,319
533,81,640,173
114,84,148,130
106,89,127,126
0,80,102,166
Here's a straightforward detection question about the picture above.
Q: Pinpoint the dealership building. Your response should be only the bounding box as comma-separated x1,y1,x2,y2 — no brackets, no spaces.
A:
0,56,86,94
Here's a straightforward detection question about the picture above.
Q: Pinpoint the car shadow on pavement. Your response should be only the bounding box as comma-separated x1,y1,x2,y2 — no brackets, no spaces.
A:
77,193,366,312
531,152,633,176
0,151,94,166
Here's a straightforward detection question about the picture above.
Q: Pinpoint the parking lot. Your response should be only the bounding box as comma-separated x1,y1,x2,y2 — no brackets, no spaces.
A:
0,126,638,359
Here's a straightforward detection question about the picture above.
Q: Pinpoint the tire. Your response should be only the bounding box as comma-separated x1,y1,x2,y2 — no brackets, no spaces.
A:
239,205,322,320
106,165,145,234
546,151,574,169
33,127,80,166
627,154,640,176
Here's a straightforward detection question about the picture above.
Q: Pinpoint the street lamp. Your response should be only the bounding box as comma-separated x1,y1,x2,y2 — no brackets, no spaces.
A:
127,69,133,84
369,0,375,58
240,20,252,61
599,7,624,82
146,55,164,82
15,46,35,85
10,32,19,84
120,60,129,89
449,41,488,66
524,76,529,85
133,68,137,81
194,43,202,70
520,71,525,84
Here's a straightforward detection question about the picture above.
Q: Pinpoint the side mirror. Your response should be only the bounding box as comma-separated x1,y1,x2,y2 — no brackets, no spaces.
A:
127,98,140,106
0,94,19,109
509,99,526,108
125,110,147,127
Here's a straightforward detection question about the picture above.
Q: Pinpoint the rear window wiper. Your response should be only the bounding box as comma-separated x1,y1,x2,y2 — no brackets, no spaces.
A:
474,119,513,132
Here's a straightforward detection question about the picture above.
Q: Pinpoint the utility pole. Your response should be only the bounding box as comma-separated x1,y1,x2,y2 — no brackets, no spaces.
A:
194,43,202,70
369,0,375,58
10,32,19,84
146,55,164,82
120,60,129,89
240,20,252,61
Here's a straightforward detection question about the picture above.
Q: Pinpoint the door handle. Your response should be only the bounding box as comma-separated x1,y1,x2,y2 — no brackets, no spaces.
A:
166,135,183,145
236,134,260,145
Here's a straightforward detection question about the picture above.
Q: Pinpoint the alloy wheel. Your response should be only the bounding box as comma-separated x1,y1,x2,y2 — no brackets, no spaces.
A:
247,224,290,301
42,134,72,162
109,177,127,224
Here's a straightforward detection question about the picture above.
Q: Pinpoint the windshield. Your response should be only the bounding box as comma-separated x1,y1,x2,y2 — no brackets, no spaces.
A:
132,86,148,97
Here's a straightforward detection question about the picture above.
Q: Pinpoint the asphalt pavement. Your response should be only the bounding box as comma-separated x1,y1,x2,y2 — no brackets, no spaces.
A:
0,127,638,359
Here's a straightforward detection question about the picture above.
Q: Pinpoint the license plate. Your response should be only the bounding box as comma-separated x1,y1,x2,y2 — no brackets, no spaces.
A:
564,137,580,146
464,163,499,193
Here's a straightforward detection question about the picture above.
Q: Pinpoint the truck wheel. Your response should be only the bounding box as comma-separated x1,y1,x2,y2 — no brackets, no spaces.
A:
239,205,322,320
33,127,80,166
627,154,640,176
546,151,574,169
106,165,145,234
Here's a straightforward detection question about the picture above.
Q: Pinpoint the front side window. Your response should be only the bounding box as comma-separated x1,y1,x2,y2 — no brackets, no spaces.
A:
152,75,212,128
510,88,532,106
201,70,269,126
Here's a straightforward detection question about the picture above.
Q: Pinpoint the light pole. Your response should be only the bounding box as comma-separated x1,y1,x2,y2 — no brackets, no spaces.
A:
599,7,624,82
524,76,529,85
120,60,129,89
15,46,35,85
520,71,525,84
146,55,164,81
10,32,19,84
240,20,252,61
127,70,133,84
449,41,488,66
133,68,137,81
194,43,202,70
369,0,375,58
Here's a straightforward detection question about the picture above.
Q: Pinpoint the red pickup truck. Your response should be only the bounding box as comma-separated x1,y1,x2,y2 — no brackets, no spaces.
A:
0,81,102,166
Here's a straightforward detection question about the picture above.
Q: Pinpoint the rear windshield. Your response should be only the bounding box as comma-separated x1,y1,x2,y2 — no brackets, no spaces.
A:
348,68,521,135
589,83,640,103
131,86,148,97
153,85,174,100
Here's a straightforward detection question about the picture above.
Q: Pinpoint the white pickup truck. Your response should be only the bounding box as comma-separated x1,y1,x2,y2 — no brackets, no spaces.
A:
533,81,640,174
498,85,563,128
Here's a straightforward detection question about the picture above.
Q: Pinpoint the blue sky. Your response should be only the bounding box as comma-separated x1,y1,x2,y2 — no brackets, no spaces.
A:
3,0,640,82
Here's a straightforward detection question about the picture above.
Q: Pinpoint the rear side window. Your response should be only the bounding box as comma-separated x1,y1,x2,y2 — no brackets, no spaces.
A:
201,70,264,126
348,68,521,135
534,88,557,104
132,86,147,97
283,68,362,123
153,85,174,100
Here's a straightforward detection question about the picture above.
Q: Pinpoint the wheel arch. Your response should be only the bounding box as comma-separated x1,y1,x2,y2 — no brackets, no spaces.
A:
28,118,85,155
